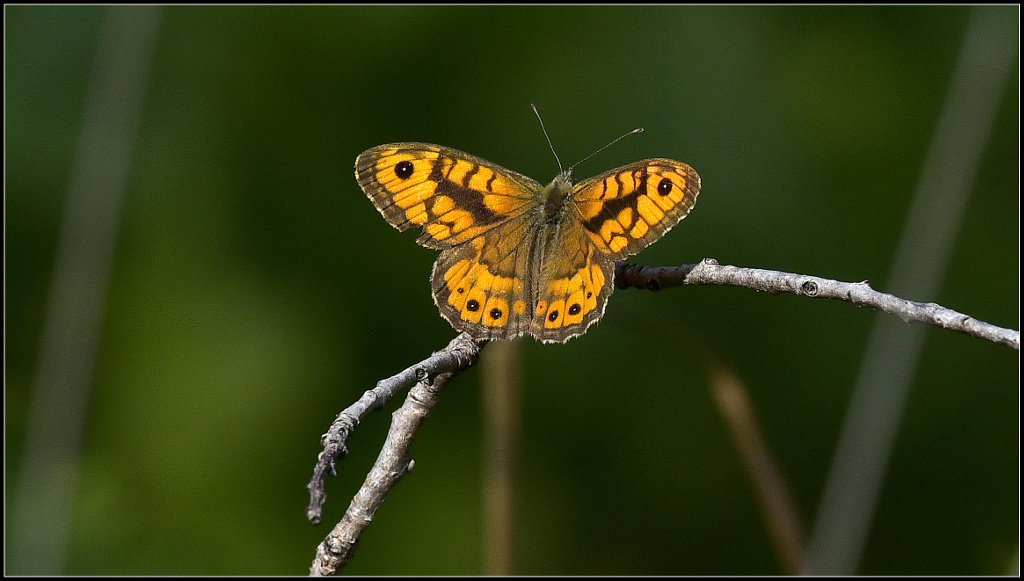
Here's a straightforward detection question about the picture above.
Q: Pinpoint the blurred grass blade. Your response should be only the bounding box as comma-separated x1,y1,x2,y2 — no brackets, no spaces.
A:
481,339,522,575
710,365,805,574
800,6,1017,575
8,6,162,575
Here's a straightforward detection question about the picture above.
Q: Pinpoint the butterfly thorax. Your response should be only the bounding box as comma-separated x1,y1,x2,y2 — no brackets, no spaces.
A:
541,172,574,225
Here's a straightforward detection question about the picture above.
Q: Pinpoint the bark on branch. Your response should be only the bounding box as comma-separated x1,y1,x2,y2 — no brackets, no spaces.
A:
615,259,1018,350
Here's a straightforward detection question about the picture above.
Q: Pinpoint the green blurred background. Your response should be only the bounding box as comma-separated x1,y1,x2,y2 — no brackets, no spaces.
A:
5,5,1018,575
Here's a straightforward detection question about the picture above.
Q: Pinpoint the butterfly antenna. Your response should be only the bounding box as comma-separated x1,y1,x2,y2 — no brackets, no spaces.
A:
567,127,644,174
532,104,564,174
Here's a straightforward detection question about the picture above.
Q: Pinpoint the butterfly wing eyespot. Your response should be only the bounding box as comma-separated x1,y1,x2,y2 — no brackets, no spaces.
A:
393,160,415,179
571,159,700,261
657,177,674,195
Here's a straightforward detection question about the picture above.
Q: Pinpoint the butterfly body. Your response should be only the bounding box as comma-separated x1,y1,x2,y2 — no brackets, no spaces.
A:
356,142,699,343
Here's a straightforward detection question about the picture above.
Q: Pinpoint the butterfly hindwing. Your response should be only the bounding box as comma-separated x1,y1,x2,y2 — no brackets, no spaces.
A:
431,213,537,341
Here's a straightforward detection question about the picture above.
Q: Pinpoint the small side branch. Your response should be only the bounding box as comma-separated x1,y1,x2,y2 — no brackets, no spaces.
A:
306,333,486,525
310,369,460,575
615,259,1019,350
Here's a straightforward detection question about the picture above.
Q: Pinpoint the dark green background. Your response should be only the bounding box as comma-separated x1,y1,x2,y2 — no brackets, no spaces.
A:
5,5,1018,575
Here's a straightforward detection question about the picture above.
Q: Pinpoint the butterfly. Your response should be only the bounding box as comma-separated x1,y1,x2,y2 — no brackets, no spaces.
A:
356,142,699,343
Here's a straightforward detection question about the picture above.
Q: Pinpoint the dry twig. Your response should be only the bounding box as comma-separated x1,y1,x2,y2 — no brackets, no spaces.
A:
616,259,1018,350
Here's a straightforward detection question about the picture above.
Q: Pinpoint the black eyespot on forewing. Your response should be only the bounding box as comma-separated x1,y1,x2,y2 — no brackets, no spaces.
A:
395,160,414,179
657,177,673,195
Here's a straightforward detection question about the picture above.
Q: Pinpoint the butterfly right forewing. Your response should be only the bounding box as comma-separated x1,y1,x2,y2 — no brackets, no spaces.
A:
571,158,700,261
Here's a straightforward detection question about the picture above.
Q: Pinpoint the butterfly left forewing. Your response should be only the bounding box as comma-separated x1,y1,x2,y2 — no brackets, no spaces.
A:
356,143,540,249
571,159,700,261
